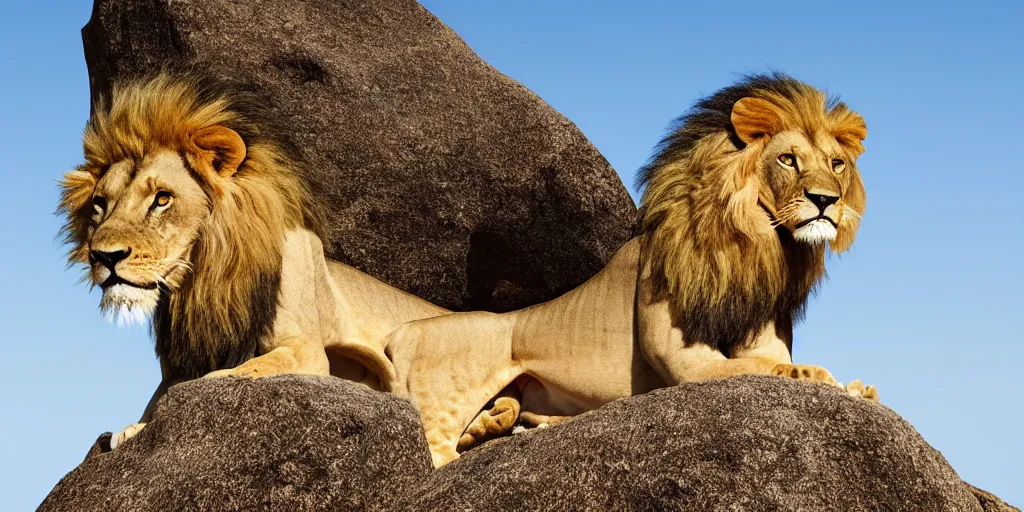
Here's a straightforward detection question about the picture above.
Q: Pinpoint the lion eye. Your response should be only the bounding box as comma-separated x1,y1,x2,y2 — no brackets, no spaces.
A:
777,153,796,168
92,196,107,214
153,191,172,209
832,158,846,173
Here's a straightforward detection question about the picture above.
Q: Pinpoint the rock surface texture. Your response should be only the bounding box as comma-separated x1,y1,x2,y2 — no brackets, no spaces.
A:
40,377,432,512
81,0,636,313
41,376,1017,512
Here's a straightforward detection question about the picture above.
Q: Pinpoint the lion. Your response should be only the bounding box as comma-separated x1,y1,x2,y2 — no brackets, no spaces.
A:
58,72,456,449
386,73,878,467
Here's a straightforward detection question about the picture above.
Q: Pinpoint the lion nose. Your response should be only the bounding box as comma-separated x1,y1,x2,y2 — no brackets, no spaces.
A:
804,190,839,212
89,248,132,270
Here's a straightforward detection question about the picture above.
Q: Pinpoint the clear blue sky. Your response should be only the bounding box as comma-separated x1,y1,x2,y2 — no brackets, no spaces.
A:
1,1,1021,509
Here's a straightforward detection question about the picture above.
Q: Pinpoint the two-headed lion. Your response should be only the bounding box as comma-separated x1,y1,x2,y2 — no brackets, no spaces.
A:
59,72,456,448
387,73,878,467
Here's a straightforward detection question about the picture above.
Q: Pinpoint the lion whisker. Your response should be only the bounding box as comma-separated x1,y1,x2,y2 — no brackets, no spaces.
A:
168,259,194,274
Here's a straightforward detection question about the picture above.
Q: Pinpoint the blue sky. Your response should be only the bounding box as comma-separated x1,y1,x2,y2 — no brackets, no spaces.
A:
1,1,1021,508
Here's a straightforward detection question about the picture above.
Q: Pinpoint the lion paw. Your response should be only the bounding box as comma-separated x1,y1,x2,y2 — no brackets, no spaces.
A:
204,365,263,380
845,379,880,402
203,348,299,380
771,363,842,388
457,396,521,452
110,422,147,450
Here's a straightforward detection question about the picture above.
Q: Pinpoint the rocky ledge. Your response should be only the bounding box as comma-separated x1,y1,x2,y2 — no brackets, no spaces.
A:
40,375,1017,511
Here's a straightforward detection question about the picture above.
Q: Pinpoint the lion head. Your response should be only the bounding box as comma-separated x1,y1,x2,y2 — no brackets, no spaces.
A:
637,73,867,355
59,72,322,380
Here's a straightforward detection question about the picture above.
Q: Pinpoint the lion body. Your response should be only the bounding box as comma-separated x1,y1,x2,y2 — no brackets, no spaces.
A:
214,228,448,389
387,74,874,467
390,237,658,415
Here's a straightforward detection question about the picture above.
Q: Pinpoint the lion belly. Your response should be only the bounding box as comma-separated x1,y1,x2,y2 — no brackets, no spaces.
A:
520,347,663,414
510,238,664,413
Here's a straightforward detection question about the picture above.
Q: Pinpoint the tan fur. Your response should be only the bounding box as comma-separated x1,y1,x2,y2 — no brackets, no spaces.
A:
59,73,450,447
386,75,878,467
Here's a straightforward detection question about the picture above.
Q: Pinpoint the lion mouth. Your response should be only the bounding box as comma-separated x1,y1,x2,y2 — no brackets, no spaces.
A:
100,274,160,290
795,216,838,229
793,218,838,244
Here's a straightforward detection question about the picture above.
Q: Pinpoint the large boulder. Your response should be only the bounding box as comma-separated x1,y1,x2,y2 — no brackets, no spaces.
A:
39,376,432,512
81,0,636,312
41,376,1017,512
403,376,1018,511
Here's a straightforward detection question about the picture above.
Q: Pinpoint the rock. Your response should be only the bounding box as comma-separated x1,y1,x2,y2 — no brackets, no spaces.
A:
81,0,636,313
39,376,433,512
972,484,1022,512
41,376,1017,511
406,376,1016,512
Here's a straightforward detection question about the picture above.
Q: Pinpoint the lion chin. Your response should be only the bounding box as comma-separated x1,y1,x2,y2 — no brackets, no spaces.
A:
99,284,159,327
792,219,838,245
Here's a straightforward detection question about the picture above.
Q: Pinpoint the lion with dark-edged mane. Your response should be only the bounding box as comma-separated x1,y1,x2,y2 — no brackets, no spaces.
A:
59,72,457,448
386,73,879,467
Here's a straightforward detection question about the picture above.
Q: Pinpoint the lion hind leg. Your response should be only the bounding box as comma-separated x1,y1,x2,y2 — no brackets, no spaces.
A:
457,385,522,452
519,410,574,429
393,312,519,467
420,365,520,467
326,342,396,391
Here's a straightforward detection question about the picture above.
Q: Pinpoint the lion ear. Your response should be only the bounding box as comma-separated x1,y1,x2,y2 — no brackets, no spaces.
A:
192,126,246,177
832,111,868,155
731,97,784,144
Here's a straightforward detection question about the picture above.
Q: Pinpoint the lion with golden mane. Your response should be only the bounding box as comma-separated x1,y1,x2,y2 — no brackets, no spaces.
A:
387,73,878,467
59,72,454,448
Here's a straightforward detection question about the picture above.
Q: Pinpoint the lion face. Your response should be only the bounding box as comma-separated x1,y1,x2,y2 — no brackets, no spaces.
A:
758,130,865,245
61,107,253,327
87,151,210,324
730,94,867,250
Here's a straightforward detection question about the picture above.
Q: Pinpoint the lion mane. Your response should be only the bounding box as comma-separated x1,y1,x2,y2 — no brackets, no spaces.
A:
59,72,325,381
636,73,867,356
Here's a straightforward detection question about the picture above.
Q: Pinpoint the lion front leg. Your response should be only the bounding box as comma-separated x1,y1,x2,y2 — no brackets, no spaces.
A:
110,422,147,450
204,347,300,379
769,363,842,387
204,342,329,379
843,379,880,402
109,374,171,451
769,364,879,402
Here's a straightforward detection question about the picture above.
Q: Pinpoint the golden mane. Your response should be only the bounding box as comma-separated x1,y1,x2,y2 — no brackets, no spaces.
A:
59,72,324,380
636,73,867,355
